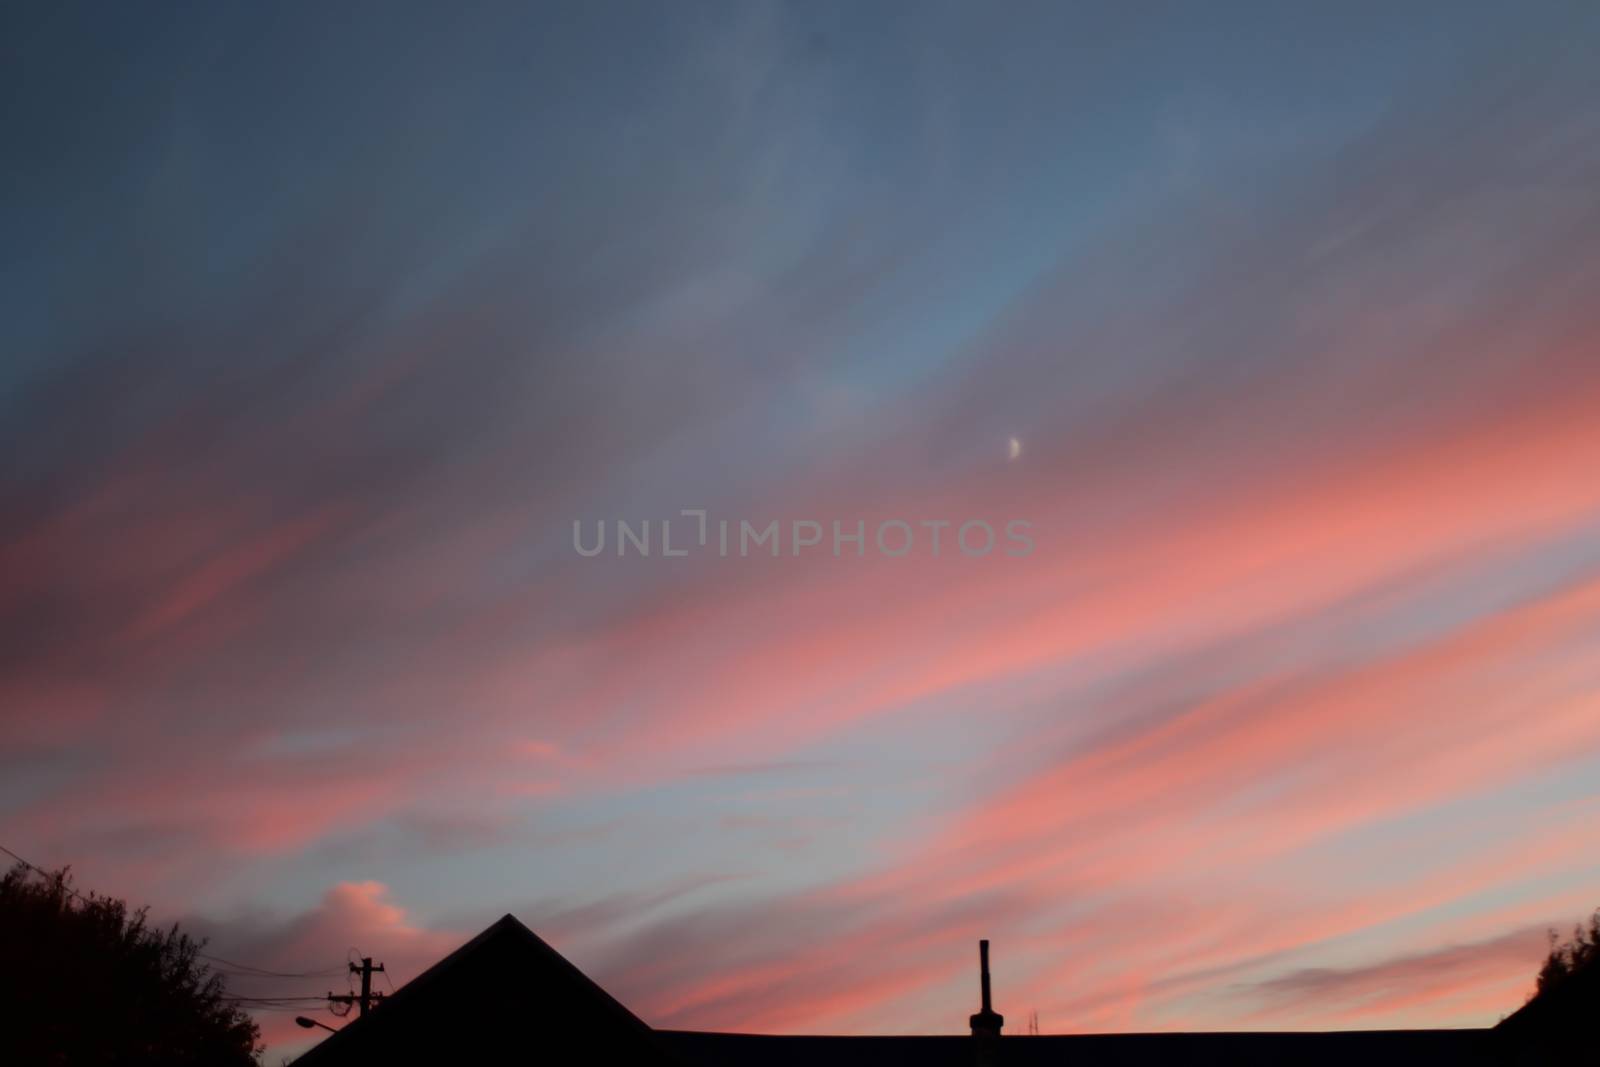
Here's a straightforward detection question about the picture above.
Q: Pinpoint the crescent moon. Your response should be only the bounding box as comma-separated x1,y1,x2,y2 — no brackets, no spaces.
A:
1007,436,1022,461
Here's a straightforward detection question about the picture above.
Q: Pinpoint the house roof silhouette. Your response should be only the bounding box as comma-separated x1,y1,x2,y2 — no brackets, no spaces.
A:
291,914,1502,1066
291,914,684,1065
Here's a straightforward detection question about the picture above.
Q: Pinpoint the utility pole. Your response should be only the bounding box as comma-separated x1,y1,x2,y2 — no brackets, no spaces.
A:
327,958,385,1017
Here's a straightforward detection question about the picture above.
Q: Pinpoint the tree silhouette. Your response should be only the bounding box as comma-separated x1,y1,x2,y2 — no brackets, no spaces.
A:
1496,908,1599,1062
0,862,261,1066
1534,910,1599,999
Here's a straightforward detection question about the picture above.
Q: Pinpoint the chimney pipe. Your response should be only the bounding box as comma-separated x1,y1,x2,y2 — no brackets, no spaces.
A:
969,939,1004,1040
980,940,993,1013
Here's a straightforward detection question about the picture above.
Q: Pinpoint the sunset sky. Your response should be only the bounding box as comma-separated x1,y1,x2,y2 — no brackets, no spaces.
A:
5,1,1600,1056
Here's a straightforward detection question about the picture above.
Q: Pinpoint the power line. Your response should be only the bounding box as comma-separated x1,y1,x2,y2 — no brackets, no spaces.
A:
6,841,388,1027
235,1004,337,1014
1,843,92,905
203,955,346,979
1,843,344,982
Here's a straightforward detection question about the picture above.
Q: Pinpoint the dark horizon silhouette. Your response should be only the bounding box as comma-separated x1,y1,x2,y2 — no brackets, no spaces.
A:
6,843,1595,1062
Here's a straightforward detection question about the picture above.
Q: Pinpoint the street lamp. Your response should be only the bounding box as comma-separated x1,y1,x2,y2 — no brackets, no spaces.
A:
295,1017,340,1035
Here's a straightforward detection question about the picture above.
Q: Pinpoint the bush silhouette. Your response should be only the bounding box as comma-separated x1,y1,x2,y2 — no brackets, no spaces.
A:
1534,910,1599,999
0,862,261,1066
1496,909,1599,1062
